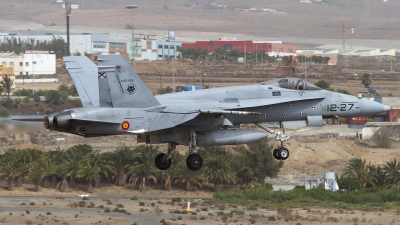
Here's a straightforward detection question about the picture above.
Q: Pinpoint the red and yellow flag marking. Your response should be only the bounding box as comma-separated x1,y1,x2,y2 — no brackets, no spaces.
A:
121,121,130,130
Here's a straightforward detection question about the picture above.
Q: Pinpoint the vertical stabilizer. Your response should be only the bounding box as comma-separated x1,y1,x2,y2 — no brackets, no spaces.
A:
64,56,99,107
97,54,160,108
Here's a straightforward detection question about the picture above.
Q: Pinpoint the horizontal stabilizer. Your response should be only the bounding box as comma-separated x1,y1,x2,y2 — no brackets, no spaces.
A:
64,56,99,107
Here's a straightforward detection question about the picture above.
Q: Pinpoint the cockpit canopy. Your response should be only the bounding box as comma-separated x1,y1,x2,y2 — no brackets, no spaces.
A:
258,78,322,91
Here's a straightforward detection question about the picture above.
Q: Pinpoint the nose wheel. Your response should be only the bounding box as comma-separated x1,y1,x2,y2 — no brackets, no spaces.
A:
186,132,203,171
255,122,293,161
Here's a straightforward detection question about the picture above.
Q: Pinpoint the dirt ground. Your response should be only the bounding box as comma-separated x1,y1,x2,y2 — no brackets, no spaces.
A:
0,188,399,225
2,0,400,40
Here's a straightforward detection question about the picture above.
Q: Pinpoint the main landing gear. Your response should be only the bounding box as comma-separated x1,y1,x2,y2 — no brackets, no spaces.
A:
255,122,295,161
155,132,203,171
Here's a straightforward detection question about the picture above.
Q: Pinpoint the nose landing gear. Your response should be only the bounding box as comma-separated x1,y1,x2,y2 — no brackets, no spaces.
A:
255,122,294,161
186,132,203,171
273,146,289,160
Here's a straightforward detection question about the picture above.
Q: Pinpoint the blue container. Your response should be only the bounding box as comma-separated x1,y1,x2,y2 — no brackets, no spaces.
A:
369,88,376,94
181,86,202,91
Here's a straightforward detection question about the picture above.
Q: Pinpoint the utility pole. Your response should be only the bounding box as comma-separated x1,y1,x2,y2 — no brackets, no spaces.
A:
256,43,258,64
31,45,35,97
305,56,307,81
172,58,175,92
244,40,246,64
65,2,71,56
391,56,393,72
342,23,346,51
126,5,138,69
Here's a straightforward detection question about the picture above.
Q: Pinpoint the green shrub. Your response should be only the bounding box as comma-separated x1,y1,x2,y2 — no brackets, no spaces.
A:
130,196,138,200
34,94,40,102
112,208,128,214
0,110,10,117
23,97,31,103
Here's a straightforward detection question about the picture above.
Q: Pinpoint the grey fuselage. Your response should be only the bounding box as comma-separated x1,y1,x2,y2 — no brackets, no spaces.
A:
59,81,386,137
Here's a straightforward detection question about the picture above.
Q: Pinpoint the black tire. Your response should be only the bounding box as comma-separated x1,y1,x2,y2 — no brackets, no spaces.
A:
155,153,171,170
186,154,203,171
278,147,289,160
273,148,281,160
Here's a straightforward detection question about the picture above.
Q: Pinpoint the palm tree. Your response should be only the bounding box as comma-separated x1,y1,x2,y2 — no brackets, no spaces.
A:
128,145,158,192
367,165,389,189
108,147,134,186
64,144,93,188
158,152,184,191
174,167,204,191
56,162,71,192
0,149,25,191
343,158,369,189
0,75,15,103
76,151,112,192
232,138,283,187
47,150,65,188
17,148,43,186
27,164,44,192
76,152,101,193
37,155,58,188
204,154,236,192
383,159,400,188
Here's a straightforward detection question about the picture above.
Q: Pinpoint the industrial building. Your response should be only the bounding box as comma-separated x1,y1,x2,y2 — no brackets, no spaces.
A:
157,41,182,60
0,33,182,62
182,39,297,57
297,47,396,66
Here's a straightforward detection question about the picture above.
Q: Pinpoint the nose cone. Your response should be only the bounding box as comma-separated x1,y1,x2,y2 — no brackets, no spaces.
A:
359,98,389,116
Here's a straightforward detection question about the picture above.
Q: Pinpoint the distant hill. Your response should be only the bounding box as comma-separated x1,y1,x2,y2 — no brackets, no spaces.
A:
0,0,399,39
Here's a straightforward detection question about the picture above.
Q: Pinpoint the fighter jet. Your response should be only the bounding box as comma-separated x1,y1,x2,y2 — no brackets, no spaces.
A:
13,54,390,171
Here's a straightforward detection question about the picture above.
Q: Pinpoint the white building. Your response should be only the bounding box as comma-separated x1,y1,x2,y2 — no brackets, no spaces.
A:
0,52,56,76
0,33,104,56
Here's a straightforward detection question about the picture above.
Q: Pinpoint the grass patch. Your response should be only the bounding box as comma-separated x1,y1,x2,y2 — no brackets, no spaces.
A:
212,185,400,211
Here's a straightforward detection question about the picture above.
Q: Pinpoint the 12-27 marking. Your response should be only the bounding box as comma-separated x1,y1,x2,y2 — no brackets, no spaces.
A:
327,103,354,112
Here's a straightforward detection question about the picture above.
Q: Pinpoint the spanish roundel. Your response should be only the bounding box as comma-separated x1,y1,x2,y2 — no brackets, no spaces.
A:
121,121,130,130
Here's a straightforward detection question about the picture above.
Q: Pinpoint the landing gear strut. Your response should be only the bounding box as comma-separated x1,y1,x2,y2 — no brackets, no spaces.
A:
155,132,204,171
155,142,176,170
186,132,203,171
255,122,294,161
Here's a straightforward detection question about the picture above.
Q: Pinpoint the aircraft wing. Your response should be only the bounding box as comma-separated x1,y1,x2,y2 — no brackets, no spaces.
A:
146,105,261,132
147,112,200,132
